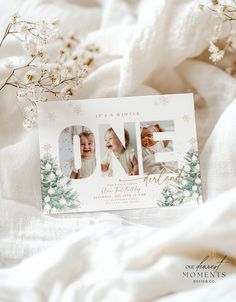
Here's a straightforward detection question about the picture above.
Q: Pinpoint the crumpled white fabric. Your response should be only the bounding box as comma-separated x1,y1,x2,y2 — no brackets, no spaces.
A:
0,0,236,301
1,191,236,301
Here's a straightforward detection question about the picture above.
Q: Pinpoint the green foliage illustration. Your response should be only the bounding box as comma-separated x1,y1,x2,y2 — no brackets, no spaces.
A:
41,153,79,212
158,148,202,207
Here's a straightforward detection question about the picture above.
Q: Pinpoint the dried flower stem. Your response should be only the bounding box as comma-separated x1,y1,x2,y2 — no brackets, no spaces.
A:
0,23,12,47
0,14,99,129
0,57,36,91
200,1,236,63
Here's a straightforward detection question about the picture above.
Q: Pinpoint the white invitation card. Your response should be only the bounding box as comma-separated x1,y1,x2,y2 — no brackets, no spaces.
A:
38,94,203,214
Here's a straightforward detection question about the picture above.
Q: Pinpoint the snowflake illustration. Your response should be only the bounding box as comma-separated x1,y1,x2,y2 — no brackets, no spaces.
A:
42,143,52,153
157,147,202,207
41,153,79,213
73,105,82,115
48,112,57,122
159,96,169,105
189,137,197,146
182,114,191,122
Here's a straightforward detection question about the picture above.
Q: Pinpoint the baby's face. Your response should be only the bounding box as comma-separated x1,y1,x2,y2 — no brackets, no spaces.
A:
105,132,123,153
141,127,158,147
80,135,95,159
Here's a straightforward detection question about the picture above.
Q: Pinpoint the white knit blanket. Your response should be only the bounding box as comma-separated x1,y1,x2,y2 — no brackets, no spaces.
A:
0,0,236,301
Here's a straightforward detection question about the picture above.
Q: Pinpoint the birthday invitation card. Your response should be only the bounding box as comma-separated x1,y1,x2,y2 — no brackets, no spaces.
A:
37,94,203,214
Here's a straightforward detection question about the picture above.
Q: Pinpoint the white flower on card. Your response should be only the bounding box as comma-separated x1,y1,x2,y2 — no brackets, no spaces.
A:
59,197,67,205
56,169,62,176
44,204,51,211
172,187,178,194
192,192,199,199
183,190,190,197
44,196,50,203
184,165,190,172
48,187,55,195
48,172,56,181
183,197,191,203
45,163,52,171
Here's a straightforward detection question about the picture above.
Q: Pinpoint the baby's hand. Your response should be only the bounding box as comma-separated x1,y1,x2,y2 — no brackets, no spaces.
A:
70,169,79,179
101,163,109,172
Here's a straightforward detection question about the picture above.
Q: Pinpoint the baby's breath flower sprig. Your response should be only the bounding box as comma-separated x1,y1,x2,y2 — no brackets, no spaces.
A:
0,14,99,129
200,1,236,63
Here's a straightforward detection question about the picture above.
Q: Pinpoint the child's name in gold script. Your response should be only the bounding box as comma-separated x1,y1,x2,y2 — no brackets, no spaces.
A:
101,185,141,194
119,166,184,187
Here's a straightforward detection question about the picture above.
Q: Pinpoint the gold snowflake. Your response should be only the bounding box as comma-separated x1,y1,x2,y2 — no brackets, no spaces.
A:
182,114,191,122
48,112,57,121
189,137,197,146
73,105,82,114
42,143,52,153
159,96,169,105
